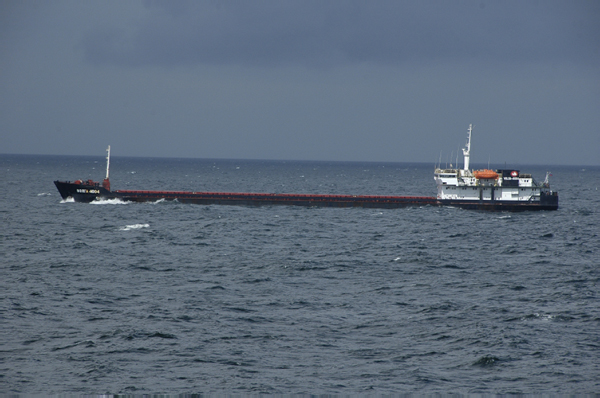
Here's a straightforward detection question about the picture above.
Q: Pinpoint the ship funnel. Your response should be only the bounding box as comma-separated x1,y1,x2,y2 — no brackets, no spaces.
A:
462,124,472,171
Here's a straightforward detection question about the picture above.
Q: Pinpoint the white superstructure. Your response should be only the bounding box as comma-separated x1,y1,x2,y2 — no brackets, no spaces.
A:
434,125,557,207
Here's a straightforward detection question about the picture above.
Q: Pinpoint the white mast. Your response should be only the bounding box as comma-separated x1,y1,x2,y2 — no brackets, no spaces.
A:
105,145,111,180
462,124,472,171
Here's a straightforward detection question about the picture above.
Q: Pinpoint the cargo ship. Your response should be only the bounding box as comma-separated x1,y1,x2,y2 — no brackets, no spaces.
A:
54,127,558,211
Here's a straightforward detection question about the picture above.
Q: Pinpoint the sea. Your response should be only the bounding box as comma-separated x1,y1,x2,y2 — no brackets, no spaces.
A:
2,154,599,395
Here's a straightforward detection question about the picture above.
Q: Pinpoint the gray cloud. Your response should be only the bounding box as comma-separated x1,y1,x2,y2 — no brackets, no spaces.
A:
2,0,599,165
82,0,600,68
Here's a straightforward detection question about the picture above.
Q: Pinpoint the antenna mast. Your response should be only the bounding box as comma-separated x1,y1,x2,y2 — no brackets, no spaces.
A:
462,124,472,171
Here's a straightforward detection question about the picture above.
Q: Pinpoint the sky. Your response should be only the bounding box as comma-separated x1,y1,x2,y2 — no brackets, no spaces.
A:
1,0,599,166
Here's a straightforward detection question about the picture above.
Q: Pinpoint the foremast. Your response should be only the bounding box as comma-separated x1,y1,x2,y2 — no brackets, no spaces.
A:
102,145,111,191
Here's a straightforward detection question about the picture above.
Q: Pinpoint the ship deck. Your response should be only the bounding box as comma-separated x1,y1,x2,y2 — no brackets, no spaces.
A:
113,190,438,208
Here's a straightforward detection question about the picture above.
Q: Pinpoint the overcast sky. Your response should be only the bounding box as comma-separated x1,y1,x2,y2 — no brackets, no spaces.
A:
1,0,599,166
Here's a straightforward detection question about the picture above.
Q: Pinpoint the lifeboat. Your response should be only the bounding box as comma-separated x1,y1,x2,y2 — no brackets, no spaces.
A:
474,169,499,179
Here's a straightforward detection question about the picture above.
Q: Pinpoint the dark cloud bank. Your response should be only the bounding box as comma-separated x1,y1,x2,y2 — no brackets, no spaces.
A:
83,0,600,69
2,1,599,165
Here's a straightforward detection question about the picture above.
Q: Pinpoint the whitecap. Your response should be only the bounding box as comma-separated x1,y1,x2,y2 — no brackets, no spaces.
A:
37,192,52,196
119,223,150,231
90,198,129,205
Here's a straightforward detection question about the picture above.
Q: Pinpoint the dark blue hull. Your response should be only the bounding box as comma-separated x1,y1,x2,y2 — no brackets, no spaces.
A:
439,191,558,211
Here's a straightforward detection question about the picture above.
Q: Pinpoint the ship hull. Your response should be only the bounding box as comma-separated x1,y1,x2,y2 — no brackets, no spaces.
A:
55,181,558,211
438,191,558,211
438,201,558,211
54,181,438,209
54,180,113,203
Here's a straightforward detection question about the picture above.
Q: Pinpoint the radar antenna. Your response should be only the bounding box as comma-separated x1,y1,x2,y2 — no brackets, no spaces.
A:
543,171,552,187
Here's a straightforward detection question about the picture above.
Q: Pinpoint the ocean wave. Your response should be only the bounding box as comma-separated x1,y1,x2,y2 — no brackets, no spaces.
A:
90,198,129,205
120,224,150,231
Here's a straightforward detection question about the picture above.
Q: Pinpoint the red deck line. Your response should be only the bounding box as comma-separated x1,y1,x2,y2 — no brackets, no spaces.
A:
114,189,436,200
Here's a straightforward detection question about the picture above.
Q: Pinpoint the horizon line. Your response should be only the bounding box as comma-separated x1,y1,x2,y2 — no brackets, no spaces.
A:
2,152,598,168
